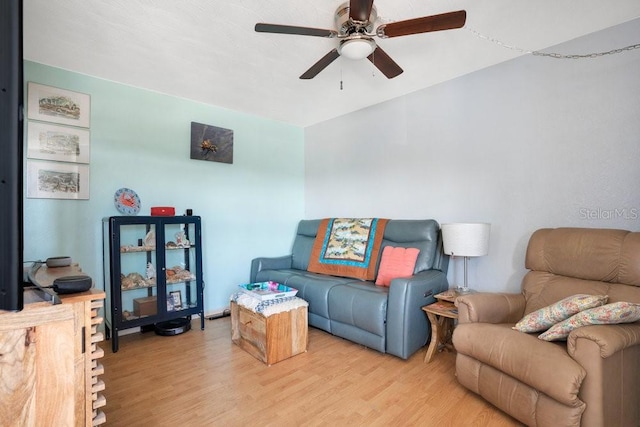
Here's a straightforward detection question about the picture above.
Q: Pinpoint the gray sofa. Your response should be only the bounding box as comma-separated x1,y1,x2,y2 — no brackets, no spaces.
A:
250,219,450,359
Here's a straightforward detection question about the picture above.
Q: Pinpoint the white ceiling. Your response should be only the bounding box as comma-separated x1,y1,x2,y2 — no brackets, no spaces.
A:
23,0,640,127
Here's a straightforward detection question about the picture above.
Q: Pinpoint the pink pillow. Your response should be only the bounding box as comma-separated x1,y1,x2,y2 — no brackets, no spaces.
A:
375,246,420,287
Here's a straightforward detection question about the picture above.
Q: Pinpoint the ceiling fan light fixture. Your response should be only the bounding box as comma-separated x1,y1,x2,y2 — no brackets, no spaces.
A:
338,37,376,60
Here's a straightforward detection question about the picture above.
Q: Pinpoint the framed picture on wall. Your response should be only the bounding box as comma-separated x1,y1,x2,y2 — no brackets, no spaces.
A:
27,82,91,128
26,160,90,200
27,121,90,164
190,121,233,164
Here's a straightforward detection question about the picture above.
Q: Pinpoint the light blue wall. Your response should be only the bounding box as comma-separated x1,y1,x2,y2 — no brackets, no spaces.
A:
305,19,640,293
24,61,305,313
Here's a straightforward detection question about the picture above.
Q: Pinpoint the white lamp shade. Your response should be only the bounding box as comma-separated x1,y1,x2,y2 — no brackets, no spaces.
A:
441,223,491,257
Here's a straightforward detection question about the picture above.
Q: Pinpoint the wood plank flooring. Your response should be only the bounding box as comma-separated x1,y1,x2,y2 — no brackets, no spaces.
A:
101,318,522,426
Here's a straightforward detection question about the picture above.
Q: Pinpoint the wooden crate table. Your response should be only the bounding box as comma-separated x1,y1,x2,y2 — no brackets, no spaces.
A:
230,296,308,366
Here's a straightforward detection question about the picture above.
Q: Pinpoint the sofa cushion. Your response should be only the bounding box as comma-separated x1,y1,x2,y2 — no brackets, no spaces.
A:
375,246,420,287
513,294,608,333
453,322,586,407
328,282,388,336
539,302,640,341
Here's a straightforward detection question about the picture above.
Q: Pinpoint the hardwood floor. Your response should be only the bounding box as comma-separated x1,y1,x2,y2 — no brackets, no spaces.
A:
101,318,522,426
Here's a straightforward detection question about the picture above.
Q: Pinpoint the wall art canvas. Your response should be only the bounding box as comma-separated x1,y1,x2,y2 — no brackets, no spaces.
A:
27,121,90,164
190,121,233,164
27,160,90,200
27,82,91,128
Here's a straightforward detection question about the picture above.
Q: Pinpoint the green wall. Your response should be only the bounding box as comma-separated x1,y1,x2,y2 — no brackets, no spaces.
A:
24,61,305,313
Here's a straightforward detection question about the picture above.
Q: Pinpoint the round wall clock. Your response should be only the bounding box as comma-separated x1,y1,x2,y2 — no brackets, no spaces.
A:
114,188,141,215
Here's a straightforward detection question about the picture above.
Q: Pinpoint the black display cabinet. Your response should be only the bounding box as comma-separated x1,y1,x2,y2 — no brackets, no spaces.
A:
102,216,204,352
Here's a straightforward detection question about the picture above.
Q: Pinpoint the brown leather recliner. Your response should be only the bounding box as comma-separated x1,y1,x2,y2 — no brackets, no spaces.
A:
452,228,640,427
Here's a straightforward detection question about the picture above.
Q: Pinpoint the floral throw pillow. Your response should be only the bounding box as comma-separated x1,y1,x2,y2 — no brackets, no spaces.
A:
538,301,640,341
513,294,608,333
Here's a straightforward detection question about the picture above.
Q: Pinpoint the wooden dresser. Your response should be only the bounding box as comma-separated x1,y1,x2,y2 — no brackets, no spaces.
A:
0,266,106,426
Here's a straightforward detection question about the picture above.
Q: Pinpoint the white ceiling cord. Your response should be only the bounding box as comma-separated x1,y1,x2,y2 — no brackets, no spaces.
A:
466,27,640,59
338,25,639,90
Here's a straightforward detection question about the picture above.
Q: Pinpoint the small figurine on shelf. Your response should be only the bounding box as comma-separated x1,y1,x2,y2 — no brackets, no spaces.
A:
175,231,190,248
146,262,156,280
144,230,155,248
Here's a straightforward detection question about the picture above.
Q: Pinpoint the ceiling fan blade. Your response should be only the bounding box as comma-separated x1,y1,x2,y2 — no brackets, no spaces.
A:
300,49,341,79
349,0,374,22
377,10,466,38
255,23,337,38
367,46,403,79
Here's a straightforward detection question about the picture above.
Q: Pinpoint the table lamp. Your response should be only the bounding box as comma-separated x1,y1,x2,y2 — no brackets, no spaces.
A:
441,223,491,294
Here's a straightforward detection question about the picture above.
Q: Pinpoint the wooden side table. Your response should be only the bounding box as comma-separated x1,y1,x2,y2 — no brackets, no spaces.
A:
422,291,459,363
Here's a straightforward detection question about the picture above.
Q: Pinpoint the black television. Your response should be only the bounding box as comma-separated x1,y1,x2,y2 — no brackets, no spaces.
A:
0,0,24,312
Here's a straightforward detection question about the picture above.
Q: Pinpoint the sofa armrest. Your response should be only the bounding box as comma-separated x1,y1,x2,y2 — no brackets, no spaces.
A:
568,323,640,358
250,255,293,283
567,322,640,425
456,293,526,324
386,270,449,359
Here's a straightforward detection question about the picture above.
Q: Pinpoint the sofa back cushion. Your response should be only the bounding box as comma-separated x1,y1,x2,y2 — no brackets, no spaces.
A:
290,219,441,275
525,228,640,283
291,219,322,271
380,220,439,273
522,227,640,314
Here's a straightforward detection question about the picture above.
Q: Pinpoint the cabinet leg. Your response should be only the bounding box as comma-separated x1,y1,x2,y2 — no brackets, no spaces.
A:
112,330,119,353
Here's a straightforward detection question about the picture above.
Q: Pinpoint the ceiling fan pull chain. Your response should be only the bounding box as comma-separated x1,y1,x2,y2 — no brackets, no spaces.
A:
371,51,376,77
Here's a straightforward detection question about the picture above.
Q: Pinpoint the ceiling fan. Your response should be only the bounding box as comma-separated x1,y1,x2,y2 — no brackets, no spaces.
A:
255,0,466,79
